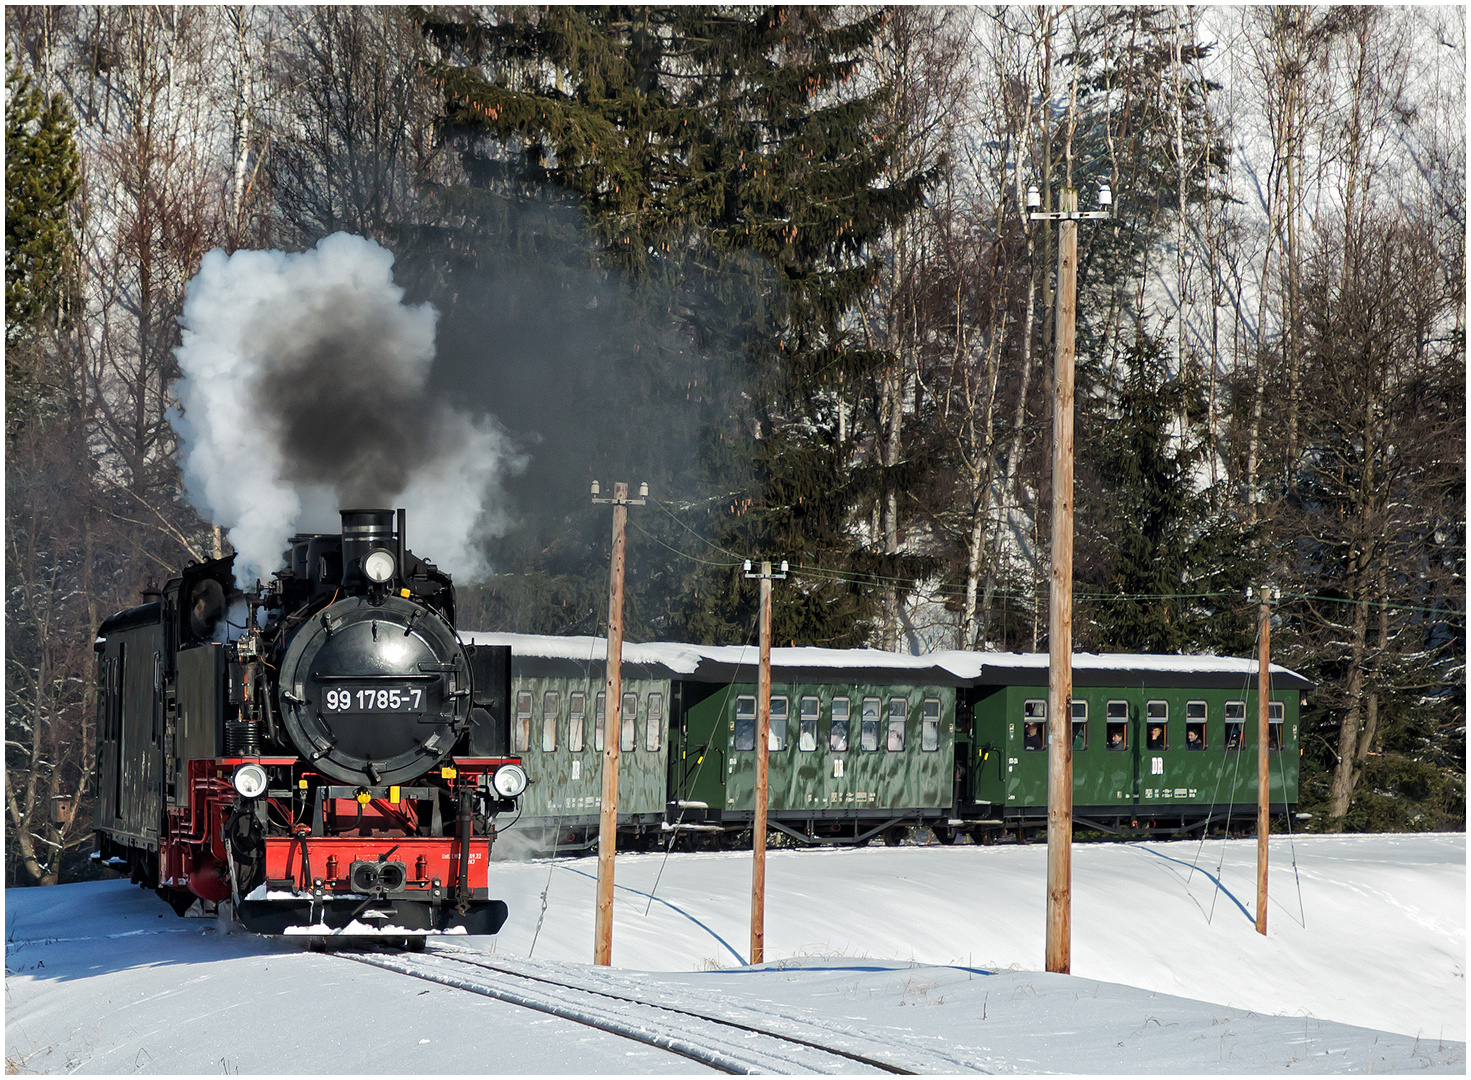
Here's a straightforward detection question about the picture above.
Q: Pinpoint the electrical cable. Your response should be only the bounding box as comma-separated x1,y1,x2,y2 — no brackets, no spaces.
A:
627,516,742,569
646,495,748,564
608,496,1464,624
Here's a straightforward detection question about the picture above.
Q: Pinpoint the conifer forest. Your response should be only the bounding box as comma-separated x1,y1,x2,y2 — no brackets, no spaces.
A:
5,6,1464,885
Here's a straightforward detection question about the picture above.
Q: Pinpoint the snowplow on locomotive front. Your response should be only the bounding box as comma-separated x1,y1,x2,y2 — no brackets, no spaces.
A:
92,509,526,942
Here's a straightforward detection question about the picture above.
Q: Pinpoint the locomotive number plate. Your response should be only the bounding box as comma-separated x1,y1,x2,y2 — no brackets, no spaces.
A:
323,687,426,713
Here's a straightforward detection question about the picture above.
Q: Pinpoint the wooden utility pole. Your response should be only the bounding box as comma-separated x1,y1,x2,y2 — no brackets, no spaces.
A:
1256,584,1273,937
1028,181,1110,976
591,480,646,966
745,558,785,966
1046,187,1077,976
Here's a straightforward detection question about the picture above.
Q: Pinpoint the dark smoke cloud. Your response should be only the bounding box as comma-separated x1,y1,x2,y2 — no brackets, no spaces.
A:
419,216,773,572
253,287,442,505
172,233,523,588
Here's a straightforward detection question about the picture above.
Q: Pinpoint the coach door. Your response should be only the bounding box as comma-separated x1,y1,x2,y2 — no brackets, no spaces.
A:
671,684,731,818
116,631,165,841
97,644,123,828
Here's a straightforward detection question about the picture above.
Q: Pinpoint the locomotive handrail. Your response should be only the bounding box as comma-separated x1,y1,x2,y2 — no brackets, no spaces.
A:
311,672,439,681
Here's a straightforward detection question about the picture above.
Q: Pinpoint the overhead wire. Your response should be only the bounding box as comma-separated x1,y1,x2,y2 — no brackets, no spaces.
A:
575,479,1378,932
618,497,1463,622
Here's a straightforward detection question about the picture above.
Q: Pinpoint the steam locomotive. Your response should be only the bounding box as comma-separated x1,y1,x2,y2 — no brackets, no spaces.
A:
92,510,526,943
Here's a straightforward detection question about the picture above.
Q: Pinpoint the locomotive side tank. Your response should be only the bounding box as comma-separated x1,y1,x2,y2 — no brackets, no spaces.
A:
93,509,525,940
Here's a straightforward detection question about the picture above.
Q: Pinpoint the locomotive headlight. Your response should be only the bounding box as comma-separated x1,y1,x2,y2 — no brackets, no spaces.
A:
491,763,528,799
232,763,268,799
364,548,396,584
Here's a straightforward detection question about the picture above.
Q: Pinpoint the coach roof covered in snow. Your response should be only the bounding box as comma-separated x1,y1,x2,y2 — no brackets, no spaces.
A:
460,632,1311,690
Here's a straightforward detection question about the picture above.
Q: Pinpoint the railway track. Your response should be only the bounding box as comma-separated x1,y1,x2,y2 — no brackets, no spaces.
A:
338,945,937,1074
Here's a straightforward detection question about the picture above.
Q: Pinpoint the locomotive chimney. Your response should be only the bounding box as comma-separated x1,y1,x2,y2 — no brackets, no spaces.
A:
340,509,395,587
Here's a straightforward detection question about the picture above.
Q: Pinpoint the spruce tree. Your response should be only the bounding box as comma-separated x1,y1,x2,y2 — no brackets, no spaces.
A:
5,62,78,336
4,58,80,431
1077,331,1257,654
420,7,934,645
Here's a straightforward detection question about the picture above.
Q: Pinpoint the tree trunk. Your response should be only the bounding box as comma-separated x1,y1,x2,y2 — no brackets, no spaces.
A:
1328,555,1372,820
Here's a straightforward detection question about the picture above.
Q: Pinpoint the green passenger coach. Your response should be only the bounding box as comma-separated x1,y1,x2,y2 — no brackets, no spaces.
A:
674,651,963,845
959,654,1309,836
461,633,687,849
461,634,1310,848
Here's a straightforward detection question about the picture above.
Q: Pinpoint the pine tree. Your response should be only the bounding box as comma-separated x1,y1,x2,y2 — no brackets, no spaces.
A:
421,7,935,646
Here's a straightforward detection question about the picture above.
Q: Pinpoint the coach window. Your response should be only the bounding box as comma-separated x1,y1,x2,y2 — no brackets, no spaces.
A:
621,691,638,752
646,692,664,752
1106,700,1129,751
799,696,820,752
830,696,851,752
569,691,587,752
542,690,560,753
1224,701,1246,751
515,691,533,754
921,698,941,752
1023,699,1046,751
860,697,881,751
734,694,757,751
594,692,606,752
887,697,907,752
1185,700,1207,750
1146,701,1167,750
1072,700,1088,751
769,696,790,751
1268,701,1284,751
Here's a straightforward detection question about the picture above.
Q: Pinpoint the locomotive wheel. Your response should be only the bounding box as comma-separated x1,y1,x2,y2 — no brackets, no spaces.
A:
931,826,956,846
406,936,427,953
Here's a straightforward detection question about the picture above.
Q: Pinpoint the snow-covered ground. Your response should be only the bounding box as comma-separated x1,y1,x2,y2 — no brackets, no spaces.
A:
5,833,1464,1073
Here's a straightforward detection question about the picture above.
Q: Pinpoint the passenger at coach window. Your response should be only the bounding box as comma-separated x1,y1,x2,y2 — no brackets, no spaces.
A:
1107,726,1126,750
1225,722,1243,751
1186,725,1204,750
1147,724,1165,751
1023,721,1044,750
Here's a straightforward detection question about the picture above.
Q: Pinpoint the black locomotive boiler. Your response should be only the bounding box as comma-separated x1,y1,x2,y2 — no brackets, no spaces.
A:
92,509,526,942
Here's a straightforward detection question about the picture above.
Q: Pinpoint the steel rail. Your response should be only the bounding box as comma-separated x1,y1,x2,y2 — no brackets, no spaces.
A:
337,945,916,1075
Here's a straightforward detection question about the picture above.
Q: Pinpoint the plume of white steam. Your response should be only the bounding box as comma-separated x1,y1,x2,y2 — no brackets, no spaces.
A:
171,232,523,589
